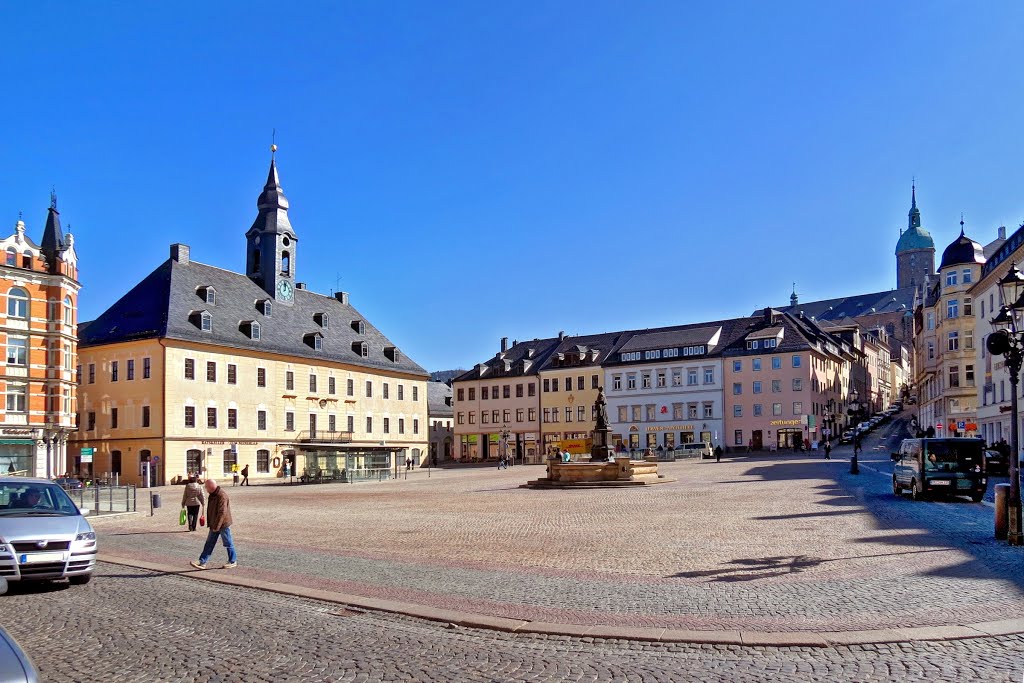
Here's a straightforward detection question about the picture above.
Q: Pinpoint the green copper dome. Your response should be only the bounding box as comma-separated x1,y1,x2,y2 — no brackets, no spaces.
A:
895,226,935,254
895,183,935,254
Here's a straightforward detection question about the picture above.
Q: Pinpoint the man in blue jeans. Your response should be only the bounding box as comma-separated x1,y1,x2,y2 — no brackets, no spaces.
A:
190,478,237,570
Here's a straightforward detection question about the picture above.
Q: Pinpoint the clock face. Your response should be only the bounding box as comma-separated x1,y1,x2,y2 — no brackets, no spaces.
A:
278,280,293,302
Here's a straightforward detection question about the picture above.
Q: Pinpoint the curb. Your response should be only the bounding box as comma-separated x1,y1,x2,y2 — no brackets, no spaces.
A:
99,554,1024,647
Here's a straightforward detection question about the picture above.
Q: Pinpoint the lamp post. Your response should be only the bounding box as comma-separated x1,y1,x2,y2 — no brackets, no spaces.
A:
986,262,1024,546
824,398,837,446
848,388,863,474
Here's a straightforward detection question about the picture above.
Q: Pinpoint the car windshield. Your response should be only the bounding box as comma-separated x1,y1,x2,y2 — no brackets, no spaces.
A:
924,442,983,473
0,482,80,516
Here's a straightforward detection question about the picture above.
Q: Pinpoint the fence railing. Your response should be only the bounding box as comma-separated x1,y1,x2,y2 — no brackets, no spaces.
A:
59,485,137,516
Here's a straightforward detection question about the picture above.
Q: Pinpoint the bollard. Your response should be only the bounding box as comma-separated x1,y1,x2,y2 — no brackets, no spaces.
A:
995,483,1010,540
150,492,161,517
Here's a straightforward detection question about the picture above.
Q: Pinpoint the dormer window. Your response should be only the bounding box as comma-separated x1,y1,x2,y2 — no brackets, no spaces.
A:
351,341,368,358
190,310,212,332
240,320,261,340
384,346,401,362
198,286,216,305
315,312,329,329
351,320,365,334
304,332,323,351
257,299,272,317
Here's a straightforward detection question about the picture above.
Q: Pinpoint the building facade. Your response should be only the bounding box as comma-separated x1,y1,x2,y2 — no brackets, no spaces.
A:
427,381,454,465
895,184,936,291
71,156,428,485
452,337,559,463
538,332,627,457
723,309,851,451
0,199,79,478
604,324,735,453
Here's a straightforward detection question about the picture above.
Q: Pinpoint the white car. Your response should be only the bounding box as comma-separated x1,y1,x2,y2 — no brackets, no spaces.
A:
0,478,97,585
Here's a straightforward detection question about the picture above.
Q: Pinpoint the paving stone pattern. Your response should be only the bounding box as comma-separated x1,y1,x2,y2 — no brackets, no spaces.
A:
2,564,1021,683
94,415,1024,633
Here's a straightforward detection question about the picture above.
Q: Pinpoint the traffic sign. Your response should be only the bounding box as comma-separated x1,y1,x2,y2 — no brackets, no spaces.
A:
957,421,966,430
80,447,95,455
153,455,160,463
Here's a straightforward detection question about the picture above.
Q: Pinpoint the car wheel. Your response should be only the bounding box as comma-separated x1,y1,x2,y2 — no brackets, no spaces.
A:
910,479,924,501
892,477,902,495
68,574,91,586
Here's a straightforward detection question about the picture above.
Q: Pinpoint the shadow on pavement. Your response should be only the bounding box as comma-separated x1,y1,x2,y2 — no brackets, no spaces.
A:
697,414,1024,596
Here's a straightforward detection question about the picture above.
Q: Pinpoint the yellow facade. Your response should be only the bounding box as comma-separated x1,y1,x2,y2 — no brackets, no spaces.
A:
538,367,601,455
72,339,428,485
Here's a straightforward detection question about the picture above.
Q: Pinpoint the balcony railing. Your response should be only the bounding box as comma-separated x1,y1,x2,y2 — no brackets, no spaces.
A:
296,430,353,443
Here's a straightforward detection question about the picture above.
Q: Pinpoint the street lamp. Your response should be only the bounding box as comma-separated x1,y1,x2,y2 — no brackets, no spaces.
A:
824,398,837,445
986,262,1024,546
848,387,863,474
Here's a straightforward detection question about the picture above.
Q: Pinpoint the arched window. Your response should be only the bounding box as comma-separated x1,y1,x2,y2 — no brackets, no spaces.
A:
63,296,73,325
252,250,261,273
5,249,15,266
7,287,28,318
201,311,212,332
251,321,261,340
281,251,290,276
360,342,368,357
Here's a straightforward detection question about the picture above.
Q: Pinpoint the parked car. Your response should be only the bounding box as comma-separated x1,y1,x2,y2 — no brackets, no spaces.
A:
0,478,97,585
891,438,986,502
679,442,713,459
0,622,38,683
840,430,855,444
984,448,1009,475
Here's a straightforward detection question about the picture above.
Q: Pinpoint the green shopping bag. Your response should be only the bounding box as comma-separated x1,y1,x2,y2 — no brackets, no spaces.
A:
179,508,187,526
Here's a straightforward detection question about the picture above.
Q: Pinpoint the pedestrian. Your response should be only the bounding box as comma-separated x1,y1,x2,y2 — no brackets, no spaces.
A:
6,462,14,474
853,435,862,456
180,474,205,532
405,457,412,472
747,439,752,453
714,445,722,463
823,441,832,460
190,478,237,570
240,464,250,486
284,461,291,479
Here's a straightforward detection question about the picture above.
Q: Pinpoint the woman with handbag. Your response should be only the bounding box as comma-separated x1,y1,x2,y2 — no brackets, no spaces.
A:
181,474,205,532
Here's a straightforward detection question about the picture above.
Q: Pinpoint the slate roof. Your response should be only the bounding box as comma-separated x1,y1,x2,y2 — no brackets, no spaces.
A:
427,381,453,417
617,326,721,353
453,337,562,381
772,287,916,323
538,331,631,370
723,310,852,362
939,229,985,269
79,257,428,377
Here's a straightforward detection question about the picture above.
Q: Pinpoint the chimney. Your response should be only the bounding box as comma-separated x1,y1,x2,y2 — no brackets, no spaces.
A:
334,291,350,305
999,225,1007,239
295,282,306,290
558,330,565,341
170,243,190,264
500,337,508,353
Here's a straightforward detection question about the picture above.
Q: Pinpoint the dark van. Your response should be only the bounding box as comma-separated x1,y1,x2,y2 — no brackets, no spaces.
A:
891,438,986,502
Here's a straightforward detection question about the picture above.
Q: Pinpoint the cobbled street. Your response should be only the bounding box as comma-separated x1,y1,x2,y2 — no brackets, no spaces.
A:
2,563,1022,683
3,414,1023,681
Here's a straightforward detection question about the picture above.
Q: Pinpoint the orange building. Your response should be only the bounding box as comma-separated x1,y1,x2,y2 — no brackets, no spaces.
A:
0,195,80,478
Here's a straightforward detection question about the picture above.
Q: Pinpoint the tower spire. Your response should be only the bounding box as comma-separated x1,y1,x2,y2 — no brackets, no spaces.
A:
908,180,921,231
41,189,65,274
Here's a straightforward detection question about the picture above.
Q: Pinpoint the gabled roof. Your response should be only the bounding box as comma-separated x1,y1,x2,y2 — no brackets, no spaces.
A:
453,337,562,381
539,330,632,370
772,287,916,323
617,326,721,353
427,381,453,417
80,257,428,377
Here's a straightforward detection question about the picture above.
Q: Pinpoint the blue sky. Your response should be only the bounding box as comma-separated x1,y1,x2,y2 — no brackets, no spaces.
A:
3,2,1024,372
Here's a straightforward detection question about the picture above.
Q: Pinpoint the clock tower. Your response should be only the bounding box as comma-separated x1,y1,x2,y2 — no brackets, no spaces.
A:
245,147,298,303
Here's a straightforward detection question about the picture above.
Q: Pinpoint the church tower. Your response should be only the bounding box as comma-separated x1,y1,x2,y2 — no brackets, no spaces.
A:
245,146,298,304
894,182,935,290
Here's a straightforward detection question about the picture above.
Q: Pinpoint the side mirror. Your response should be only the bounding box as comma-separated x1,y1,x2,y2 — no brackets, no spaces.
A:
891,452,901,461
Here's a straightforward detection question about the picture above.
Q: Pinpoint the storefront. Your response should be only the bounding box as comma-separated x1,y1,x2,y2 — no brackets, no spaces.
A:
0,432,36,475
612,423,715,451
